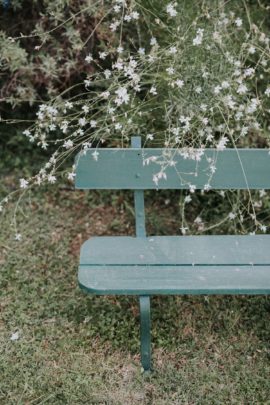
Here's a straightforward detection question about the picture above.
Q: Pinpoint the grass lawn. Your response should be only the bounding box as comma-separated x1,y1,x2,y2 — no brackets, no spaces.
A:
1,181,270,404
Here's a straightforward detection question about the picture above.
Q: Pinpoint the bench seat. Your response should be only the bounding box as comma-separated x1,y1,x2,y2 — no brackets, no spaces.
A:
78,235,270,295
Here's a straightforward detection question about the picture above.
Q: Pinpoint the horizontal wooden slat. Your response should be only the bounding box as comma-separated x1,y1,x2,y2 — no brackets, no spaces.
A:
75,148,270,190
78,265,270,295
80,236,270,266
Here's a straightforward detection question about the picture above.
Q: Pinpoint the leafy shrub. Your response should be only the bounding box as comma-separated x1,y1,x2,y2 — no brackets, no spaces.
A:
1,0,270,237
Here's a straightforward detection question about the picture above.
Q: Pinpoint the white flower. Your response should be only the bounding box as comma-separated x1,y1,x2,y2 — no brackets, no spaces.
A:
189,184,196,193
99,51,108,60
195,86,202,94
149,86,157,95
169,46,177,54
175,79,184,88
110,20,120,32
228,212,236,220
221,81,230,89
67,172,76,181
248,46,256,54
138,47,145,55
213,85,221,95
150,37,157,46
90,120,97,128
193,29,204,46
265,87,270,97
115,123,122,130
166,67,175,75
260,224,267,233
23,129,31,137
79,118,87,127
101,91,110,99
115,87,130,105
235,18,243,27
20,178,29,189
104,69,112,79
14,234,22,241
10,331,20,341
48,174,56,184
84,79,91,88
131,11,140,20
166,3,177,17
117,46,124,53
85,54,93,63
64,101,73,109
63,140,73,149
92,151,99,161
237,84,248,95
184,195,192,203
216,136,228,150
146,134,154,141
180,226,188,235
82,105,89,114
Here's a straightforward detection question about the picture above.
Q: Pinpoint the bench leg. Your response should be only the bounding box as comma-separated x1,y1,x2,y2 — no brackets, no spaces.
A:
139,296,151,372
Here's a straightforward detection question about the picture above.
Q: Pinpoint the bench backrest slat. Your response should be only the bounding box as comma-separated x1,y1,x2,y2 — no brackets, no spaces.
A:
75,145,270,190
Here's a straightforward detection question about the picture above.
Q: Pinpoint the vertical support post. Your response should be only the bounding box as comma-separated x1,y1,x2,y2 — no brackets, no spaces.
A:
131,136,146,238
131,136,151,371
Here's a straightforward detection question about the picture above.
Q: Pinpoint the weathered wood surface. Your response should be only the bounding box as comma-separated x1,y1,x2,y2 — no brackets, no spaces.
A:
75,148,270,190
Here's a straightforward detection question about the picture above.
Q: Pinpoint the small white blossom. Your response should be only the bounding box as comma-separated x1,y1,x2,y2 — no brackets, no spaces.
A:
79,118,87,127
216,136,229,150
150,86,157,95
228,212,236,220
67,172,76,181
193,29,204,46
10,331,20,341
265,87,270,97
260,224,267,233
20,178,29,189
99,51,108,60
85,54,93,63
131,11,140,20
101,91,110,99
169,46,177,54
184,195,192,203
115,87,130,105
166,67,175,75
92,151,99,161
48,174,56,184
237,84,248,95
138,47,145,55
248,46,256,54
104,69,112,79
90,120,97,128
175,79,184,88
14,234,22,241
82,105,89,114
235,18,243,27
63,140,73,149
110,20,120,32
166,3,177,17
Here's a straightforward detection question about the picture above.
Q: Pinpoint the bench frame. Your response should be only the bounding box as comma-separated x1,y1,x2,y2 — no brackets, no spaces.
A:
76,136,270,372
132,136,152,371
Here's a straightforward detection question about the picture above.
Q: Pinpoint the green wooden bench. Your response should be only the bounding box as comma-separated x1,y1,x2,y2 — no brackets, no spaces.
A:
75,136,270,371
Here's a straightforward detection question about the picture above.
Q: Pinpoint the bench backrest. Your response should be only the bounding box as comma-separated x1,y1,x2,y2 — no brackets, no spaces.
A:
75,136,270,236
